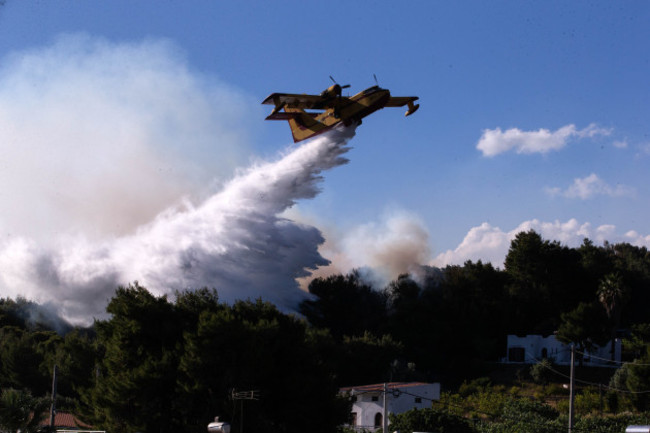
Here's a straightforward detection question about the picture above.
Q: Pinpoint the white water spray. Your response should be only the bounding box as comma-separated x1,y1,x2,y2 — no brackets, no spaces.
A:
0,125,356,325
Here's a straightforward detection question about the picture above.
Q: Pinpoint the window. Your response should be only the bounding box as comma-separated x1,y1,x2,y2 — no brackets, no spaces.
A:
371,396,379,402
508,347,525,362
415,397,422,404
541,348,548,358
374,413,382,427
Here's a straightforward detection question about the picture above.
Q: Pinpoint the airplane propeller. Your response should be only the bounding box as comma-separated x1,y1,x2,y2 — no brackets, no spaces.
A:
328,75,350,96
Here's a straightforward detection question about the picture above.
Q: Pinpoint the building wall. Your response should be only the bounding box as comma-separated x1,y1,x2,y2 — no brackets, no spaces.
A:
503,334,621,366
347,383,440,430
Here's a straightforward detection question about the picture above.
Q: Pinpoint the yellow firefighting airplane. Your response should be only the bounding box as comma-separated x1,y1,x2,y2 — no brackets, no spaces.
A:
262,78,419,142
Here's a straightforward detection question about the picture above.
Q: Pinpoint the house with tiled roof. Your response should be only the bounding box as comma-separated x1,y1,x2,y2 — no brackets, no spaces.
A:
339,382,440,432
38,412,94,431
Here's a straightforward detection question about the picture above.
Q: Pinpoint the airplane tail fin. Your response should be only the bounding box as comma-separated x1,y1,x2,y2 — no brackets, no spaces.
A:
267,108,328,143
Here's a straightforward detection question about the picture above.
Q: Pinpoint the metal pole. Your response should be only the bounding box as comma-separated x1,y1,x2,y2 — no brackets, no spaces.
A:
568,345,575,433
50,365,58,430
383,383,388,433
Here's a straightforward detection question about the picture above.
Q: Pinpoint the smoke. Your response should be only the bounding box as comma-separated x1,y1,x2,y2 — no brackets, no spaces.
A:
0,34,253,241
0,35,357,325
296,210,432,289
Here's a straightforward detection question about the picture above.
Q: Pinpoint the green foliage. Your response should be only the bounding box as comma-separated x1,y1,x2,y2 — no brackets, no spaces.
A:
389,407,475,433
574,413,650,433
336,332,403,385
626,347,650,411
180,298,349,433
529,358,554,386
84,283,180,433
624,323,650,359
0,297,72,334
76,284,349,433
504,231,590,335
0,388,49,433
458,378,492,397
556,301,609,352
3,231,650,433
479,398,560,433
574,390,602,415
301,270,386,339
0,327,50,393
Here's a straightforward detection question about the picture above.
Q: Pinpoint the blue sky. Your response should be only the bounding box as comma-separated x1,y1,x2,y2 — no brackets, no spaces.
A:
0,1,648,284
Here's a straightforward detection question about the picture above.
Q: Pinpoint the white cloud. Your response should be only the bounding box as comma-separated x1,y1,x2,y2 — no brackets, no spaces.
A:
476,123,611,157
546,173,635,200
432,218,650,268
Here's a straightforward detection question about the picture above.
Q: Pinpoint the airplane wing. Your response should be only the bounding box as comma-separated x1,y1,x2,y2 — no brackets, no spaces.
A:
385,96,420,116
384,96,419,107
262,93,326,109
262,92,350,110
265,112,319,121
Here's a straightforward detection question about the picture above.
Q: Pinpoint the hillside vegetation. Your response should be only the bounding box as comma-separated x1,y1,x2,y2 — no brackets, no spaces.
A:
1,230,650,433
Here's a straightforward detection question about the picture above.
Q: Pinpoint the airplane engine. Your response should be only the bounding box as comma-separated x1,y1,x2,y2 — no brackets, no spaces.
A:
320,84,342,99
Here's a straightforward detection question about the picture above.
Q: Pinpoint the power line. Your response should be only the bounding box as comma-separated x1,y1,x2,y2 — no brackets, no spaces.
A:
527,354,650,394
574,349,650,366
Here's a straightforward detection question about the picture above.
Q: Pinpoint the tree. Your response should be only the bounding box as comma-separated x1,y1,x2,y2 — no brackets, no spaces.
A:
436,261,509,376
598,272,629,360
504,231,587,334
179,299,349,433
300,271,387,339
529,358,554,386
0,388,49,433
337,332,403,385
0,327,49,392
556,302,609,358
626,347,650,411
82,283,182,433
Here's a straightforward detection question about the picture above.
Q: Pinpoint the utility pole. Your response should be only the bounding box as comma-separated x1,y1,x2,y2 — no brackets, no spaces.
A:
568,345,575,433
231,389,260,433
383,383,388,433
49,365,58,430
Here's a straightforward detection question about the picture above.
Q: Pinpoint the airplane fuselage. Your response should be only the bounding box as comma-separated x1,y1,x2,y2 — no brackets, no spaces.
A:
263,83,418,142
316,86,391,127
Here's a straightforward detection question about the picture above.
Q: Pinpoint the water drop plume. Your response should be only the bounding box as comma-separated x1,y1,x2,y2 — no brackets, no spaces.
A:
0,125,357,325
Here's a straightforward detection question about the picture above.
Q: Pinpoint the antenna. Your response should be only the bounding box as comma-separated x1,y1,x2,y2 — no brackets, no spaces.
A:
373,74,379,86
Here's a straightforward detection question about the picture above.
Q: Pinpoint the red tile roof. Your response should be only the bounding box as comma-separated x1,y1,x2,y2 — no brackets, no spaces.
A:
339,382,431,393
38,412,93,429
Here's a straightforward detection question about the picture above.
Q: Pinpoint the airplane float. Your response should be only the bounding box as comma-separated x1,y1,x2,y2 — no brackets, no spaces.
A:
262,77,419,142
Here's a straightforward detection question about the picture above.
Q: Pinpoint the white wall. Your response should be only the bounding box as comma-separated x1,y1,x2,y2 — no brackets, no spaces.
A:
504,334,621,366
346,383,440,430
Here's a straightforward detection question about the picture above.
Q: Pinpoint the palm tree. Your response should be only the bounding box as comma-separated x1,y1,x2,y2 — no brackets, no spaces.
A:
597,272,629,361
0,388,49,433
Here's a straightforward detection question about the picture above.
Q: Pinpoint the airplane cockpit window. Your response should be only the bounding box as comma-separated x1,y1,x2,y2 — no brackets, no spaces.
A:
362,86,380,95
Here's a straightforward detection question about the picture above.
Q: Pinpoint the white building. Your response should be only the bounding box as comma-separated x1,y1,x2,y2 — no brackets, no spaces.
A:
339,382,440,431
503,334,621,366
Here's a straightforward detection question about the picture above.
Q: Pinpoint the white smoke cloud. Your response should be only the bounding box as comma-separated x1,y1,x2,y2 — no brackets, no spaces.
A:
476,123,611,157
296,210,431,289
432,218,650,268
0,34,358,324
0,34,254,241
545,173,635,199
